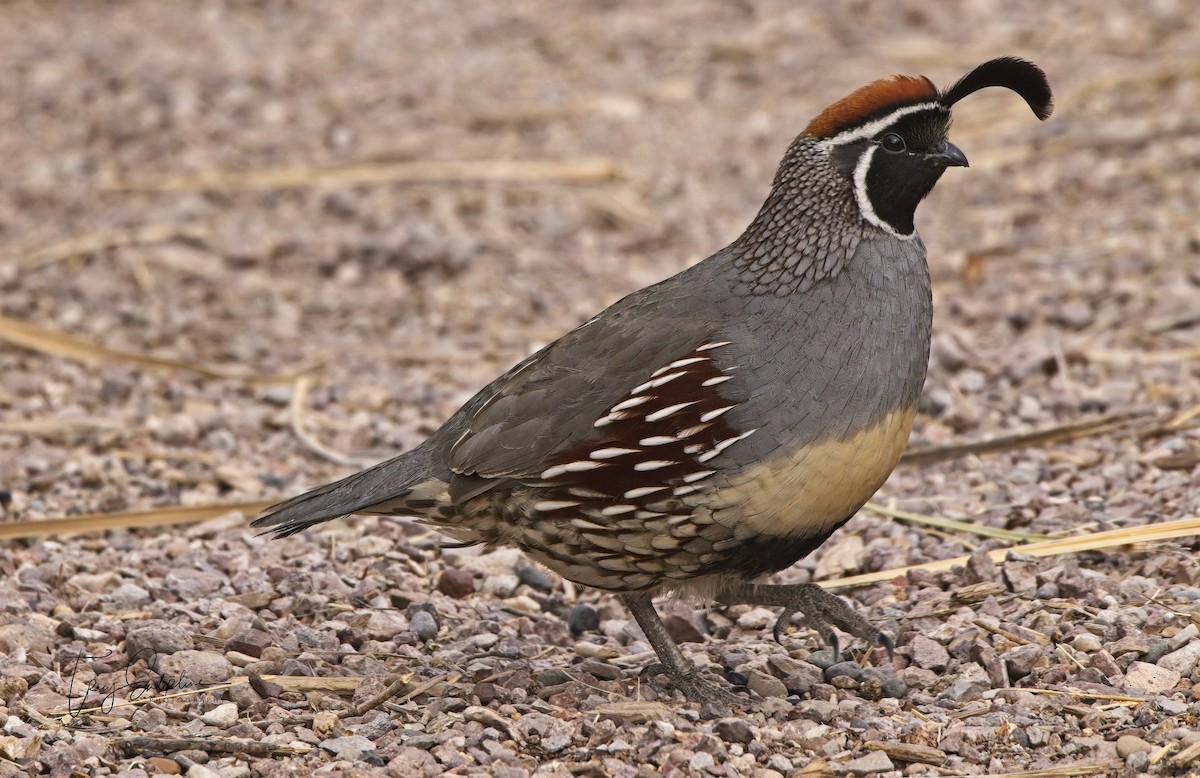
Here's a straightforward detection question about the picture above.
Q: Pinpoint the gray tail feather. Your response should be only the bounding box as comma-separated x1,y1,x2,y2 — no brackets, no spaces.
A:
252,442,436,539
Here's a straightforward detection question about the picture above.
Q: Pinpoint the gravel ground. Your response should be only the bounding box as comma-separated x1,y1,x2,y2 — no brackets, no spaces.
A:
2,1,1200,776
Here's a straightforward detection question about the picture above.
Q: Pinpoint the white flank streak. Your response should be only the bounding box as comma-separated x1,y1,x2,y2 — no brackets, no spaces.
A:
631,370,686,396
571,518,608,531
593,410,631,428
568,486,608,498
682,470,716,483
639,435,677,446
624,485,668,499
600,504,637,516
696,428,757,462
683,443,704,454
696,341,732,351
634,460,676,471
645,401,698,422
541,460,606,479
534,500,579,512
590,447,640,459
672,485,701,496
676,424,710,439
652,357,708,376
611,395,651,412
635,510,667,519
699,405,736,423
701,375,732,386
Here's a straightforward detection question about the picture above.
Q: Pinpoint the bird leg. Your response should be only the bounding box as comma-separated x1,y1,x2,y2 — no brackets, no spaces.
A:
717,582,893,659
621,593,740,704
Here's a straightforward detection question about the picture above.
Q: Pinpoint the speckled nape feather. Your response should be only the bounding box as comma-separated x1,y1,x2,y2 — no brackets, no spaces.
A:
804,74,938,139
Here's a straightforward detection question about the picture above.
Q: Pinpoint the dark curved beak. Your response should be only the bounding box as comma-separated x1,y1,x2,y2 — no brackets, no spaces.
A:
930,141,969,168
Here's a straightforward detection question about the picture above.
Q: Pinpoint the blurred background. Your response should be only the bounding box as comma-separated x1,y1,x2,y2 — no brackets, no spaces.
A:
1,0,1198,539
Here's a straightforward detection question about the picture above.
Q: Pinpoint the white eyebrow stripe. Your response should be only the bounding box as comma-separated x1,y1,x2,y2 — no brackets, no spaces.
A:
817,102,945,149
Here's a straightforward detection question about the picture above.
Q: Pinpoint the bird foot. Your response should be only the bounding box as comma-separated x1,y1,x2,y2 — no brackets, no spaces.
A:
731,582,893,661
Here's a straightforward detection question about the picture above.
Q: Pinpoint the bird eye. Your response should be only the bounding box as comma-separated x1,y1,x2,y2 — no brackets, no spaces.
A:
880,133,907,153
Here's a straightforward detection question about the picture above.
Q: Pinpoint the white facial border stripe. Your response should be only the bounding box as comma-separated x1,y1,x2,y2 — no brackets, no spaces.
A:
817,101,945,149
853,144,914,240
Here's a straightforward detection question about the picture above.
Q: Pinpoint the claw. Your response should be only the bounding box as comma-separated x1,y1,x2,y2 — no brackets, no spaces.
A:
878,631,895,660
772,605,798,644
828,631,841,661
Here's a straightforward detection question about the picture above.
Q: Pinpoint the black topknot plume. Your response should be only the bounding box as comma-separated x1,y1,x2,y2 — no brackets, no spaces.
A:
940,56,1054,120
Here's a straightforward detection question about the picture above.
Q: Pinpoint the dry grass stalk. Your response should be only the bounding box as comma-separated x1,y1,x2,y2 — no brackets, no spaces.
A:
863,501,1052,542
0,313,312,383
52,673,363,719
0,418,119,436
1010,687,1146,704
862,740,947,766
1087,347,1200,366
0,501,274,541
114,735,307,758
823,515,1200,590
104,158,619,193
900,410,1148,466
17,222,212,269
289,375,377,467
940,761,1123,778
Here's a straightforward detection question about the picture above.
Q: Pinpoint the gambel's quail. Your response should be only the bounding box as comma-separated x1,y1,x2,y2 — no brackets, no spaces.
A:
255,57,1053,702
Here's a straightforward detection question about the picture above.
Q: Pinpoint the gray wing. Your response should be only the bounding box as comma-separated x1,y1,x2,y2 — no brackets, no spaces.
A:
446,288,721,488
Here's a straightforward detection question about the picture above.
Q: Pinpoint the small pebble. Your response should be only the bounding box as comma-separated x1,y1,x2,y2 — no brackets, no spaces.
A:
567,604,600,635
436,569,475,598
746,671,788,699
579,659,622,681
516,564,555,591
909,635,950,672
481,573,519,597
1116,734,1153,758
1124,661,1181,694
200,703,238,727
409,610,438,642
805,649,839,670
1126,752,1151,772
843,749,893,776
573,641,619,659
824,661,863,683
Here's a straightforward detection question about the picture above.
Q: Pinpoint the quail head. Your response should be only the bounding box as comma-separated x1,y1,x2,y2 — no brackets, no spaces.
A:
255,57,1053,704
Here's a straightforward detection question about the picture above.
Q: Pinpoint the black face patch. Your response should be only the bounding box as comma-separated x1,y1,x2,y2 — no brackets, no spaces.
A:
861,111,954,236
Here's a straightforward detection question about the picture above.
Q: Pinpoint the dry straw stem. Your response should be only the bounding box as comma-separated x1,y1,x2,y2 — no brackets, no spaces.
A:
898,410,1149,466
1004,687,1146,705
0,418,119,436
0,501,274,541
115,735,306,759
103,158,619,193
17,222,212,269
52,673,363,718
822,515,1200,590
0,313,312,383
863,501,1052,543
289,375,377,467
1087,346,1200,366
939,762,1123,778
